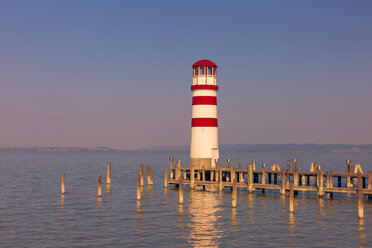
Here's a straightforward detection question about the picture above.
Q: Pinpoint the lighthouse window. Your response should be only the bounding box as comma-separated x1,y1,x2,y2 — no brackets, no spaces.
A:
193,67,197,76
207,66,213,75
199,66,205,75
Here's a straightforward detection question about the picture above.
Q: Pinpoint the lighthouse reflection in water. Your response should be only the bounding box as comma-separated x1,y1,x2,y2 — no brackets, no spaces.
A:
186,190,223,248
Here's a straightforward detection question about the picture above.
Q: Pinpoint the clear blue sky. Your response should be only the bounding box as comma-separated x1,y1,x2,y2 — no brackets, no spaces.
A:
1,0,372,149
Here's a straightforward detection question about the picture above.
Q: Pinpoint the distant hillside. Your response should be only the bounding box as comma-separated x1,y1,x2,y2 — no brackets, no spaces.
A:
1,144,372,153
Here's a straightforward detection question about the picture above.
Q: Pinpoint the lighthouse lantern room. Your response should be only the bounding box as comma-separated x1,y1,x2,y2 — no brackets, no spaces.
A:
190,59,219,170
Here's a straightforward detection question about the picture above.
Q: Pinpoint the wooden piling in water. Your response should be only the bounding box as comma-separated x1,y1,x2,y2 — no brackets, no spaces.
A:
202,166,205,182
107,162,111,184
164,166,168,188
219,166,223,191
170,156,174,179
286,160,291,186
179,177,183,205
98,174,102,198
145,165,153,186
231,166,235,183
175,161,181,180
139,164,144,186
137,174,141,201
357,173,363,218
292,158,297,170
61,171,65,194
253,160,258,183
248,163,253,193
368,171,372,200
238,159,243,183
232,179,237,208
289,183,294,213
281,169,286,195
317,168,324,197
190,165,195,189
227,158,231,168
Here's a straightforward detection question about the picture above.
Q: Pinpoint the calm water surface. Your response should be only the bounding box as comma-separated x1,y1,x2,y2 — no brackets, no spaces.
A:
0,150,371,247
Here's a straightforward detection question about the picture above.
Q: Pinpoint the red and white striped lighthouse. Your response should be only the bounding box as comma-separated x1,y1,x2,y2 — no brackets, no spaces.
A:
190,59,219,169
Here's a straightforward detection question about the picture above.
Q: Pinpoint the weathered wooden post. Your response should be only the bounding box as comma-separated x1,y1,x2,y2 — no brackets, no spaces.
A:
247,163,253,193
106,162,112,184
346,159,350,172
137,174,141,201
301,173,306,186
317,168,324,197
286,160,291,186
139,164,144,186
281,169,286,195
253,160,258,183
262,163,266,184
179,177,184,205
357,173,364,218
202,166,205,182
310,162,316,185
145,165,153,186
219,166,223,191
98,174,102,198
238,159,243,183
292,158,297,170
61,172,65,194
227,158,231,168
164,166,168,188
289,183,294,213
367,171,372,200
170,156,174,179
293,169,299,195
231,166,235,183
232,179,237,208
347,171,352,188
215,160,219,182
190,165,195,189
175,160,181,180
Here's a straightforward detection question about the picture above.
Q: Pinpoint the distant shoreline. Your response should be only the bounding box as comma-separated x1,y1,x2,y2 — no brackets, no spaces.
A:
1,144,372,153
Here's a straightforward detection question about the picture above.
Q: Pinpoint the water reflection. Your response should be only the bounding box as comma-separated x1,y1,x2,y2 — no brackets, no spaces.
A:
358,218,365,245
187,191,223,248
288,212,295,236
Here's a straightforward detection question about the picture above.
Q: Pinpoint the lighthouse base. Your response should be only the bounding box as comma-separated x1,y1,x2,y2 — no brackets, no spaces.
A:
190,158,213,170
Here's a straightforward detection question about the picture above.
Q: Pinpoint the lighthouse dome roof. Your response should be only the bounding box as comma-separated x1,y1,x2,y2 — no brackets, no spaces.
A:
192,59,217,68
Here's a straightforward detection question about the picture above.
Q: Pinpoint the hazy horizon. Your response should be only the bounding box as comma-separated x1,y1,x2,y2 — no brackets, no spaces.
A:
1,1,372,149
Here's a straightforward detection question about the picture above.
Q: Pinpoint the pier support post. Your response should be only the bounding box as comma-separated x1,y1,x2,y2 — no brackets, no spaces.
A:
170,156,174,179
231,166,235,184
368,171,372,200
232,179,237,208
357,173,364,218
137,174,141,201
238,159,243,183
289,183,294,213
139,164,144,186
248,163,253,193
164,166,168,188
317,169,324,197
107,162,111,184
286,160,291,186
98,174,102,198
146,165,153,186
292,158,297,170
281,169,286,195
253,160,258,183
301,174,305,186
202,166,205,182
175,161,181,180
179,177,184,205
61,172,65,194
219,166,223,191
190,165,195,189
293,169,299,195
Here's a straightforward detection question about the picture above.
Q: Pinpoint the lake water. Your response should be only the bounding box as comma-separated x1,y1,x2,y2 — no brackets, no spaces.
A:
0,150,371,247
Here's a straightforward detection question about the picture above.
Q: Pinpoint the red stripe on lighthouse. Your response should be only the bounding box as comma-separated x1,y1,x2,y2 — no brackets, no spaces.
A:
191,85,219,90
192,118,218,127
192,96,217,105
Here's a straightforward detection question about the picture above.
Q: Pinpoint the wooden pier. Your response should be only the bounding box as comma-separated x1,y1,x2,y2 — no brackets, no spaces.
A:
165,158,371,218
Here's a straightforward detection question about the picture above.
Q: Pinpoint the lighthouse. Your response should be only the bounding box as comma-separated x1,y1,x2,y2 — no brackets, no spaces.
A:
190,59,219,170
